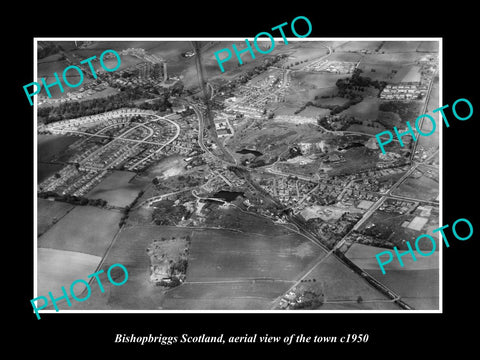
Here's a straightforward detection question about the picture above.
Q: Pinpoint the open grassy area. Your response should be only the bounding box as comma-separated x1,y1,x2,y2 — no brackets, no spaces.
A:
86,170,147,208
393,65,421,83
342,97,380,120
380,41,422,53
56,262,167,310
37,134,80,182
38,205,123,257
38,163,65,184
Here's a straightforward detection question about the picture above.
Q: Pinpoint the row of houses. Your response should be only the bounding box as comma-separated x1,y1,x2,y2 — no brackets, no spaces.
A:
380,83,428,100
45,108,156,132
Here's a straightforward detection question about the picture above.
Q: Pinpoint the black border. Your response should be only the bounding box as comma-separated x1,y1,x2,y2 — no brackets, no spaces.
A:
16,6,479,354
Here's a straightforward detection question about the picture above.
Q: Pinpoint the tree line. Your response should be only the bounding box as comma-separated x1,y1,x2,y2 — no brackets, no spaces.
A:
38,191,107,207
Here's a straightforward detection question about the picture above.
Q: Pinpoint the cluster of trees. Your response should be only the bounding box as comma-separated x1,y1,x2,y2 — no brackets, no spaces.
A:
336,68,386,95
138,96,172,112
379,101,422,123
285,58,309,68
290,291,324,310
152,199,191,226
236,55,287,84
118,190,144,228
39,81,186,124
160,277,181,288
317,114,362,131
38,191,107,207
171,258,188,274
39,88,156,124
375,41,385,53
297,92,363,117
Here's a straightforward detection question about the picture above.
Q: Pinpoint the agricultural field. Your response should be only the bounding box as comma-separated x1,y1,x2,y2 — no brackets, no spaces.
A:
345,124,382,135
392,65,421,83
296,105,330,118
57,223,319,310
342,97,380,121
320,301,399,310
358,62,404,82
37,248,101,300
57,225,194,310
185,229,324,282
37,134,79,163
193,41,287,85
38,205,122,257
358,51,428,82
393,167,439,201
286,71,344,102
367,269,439,310
346,243,439,271
380,41,422,53
203,205,296,237
38,163,65,184
326,51,362,63
56,261,167,310
284,42,330,69
417,41,440,53
315,96,350,107
37,198,74,236
86,170,147,208
354,205,440,250
37,58,70,80
299,255,397,310
335,41,384,52
101,225,194,267
162,282,291,310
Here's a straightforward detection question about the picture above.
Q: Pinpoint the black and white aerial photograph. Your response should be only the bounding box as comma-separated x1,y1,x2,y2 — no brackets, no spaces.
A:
17,7,479,354
35,39,440,312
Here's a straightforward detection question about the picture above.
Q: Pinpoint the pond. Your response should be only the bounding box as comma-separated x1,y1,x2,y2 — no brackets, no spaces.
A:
212,190,244,202
236,149,263,157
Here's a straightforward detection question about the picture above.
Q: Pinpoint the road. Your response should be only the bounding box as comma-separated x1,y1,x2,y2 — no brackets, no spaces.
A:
182,42,435,311
54,111,181,171
127,115,181,170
